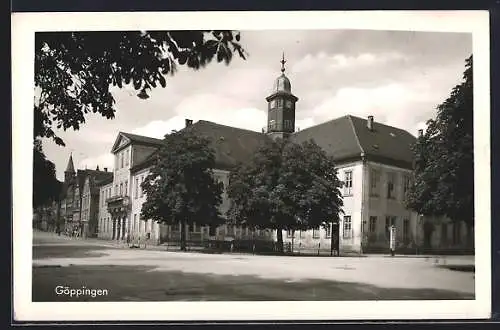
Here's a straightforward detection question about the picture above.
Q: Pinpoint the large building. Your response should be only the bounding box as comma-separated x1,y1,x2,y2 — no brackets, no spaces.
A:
85,57,471,254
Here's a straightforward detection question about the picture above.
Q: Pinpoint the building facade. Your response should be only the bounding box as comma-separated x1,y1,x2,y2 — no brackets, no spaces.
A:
58,154,113,237
85,56,471,254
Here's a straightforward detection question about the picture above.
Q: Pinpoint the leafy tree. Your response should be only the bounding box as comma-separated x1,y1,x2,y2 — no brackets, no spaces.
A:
227,138,344,253
35,30,247,146
33,139,62,208
405,55,474,246
140,129,224,251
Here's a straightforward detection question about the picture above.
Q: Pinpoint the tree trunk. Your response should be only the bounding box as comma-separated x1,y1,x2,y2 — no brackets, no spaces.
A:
180,220,186,251
276,228,283,254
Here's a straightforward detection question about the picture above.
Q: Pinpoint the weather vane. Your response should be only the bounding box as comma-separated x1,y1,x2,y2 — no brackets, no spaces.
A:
280,52,286,73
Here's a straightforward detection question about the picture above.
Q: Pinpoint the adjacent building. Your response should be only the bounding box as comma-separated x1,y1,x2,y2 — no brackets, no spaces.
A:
59,154,113,237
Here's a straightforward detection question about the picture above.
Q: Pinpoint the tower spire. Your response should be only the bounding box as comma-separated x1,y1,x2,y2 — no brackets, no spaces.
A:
280,52,286,73
64,152,75,183
65,152,75,173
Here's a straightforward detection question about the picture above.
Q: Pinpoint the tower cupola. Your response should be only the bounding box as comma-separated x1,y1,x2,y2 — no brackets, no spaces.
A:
265,53,299,140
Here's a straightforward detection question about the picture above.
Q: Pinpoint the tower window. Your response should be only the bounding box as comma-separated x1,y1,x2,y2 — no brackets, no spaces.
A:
285,100,292,108
270,100,276,108
276,99,283,107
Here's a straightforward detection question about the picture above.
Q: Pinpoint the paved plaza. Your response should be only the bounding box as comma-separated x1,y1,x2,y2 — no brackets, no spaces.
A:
32,231,475,301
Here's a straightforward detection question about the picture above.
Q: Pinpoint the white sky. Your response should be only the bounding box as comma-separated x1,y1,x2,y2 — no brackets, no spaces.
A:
41,29,472,181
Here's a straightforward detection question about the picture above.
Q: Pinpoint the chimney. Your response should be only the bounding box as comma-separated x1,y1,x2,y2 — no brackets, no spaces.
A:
96,165,100,171
367,115,374,131
185,119,193,127
104,167,108,172
418,129,424,137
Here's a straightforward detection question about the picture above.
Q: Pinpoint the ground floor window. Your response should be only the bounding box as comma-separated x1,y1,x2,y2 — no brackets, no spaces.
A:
369,216,377,233
312,227,320,238
325,224,331,238
287,229,294,238
403,218,410,243
343,216,352,239
209,225,216,236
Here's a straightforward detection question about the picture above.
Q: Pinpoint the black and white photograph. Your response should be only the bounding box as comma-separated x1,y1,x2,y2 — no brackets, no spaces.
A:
12,10,491,321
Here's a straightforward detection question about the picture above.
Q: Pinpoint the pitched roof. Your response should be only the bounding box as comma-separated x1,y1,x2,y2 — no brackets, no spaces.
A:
292,115,416,168
120,132,164,146
130,120,270,173
129,115,416,173
349,115,416,168
74,169,114,190
185,120,270,170
291,115,362,161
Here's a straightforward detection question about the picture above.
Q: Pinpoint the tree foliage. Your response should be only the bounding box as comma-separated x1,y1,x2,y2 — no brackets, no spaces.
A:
405,55,473,229
34,30,247,146
140,129,224,250
33,139,62,208
227,138,344,251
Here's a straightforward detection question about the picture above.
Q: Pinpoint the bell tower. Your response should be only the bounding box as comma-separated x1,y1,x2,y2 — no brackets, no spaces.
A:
266,53,299,140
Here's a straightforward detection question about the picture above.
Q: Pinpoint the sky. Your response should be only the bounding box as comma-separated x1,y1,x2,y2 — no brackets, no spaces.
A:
41,29,472,181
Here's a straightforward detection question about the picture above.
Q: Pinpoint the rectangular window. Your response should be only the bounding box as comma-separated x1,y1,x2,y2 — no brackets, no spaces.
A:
299,230,305,239
269,119,276,130
344,171,353,195
369,216,377,233
403,218,410,243
124,181,128,196
387,172,395,199
135,178,139,198
125,149,129,167
120,152,124,168
325,224,332,238
119,183,123,196
287,229,294,238
140,176,144,197
403,174,411,198
370,169,380,196
343,216,352,239
133,214,137,232
209,225,216,236
312,227,320,238
114,185,118,196
276,99,283,107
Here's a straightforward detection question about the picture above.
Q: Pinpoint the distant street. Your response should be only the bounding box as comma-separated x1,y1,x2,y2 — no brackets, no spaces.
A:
32,231,475,301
